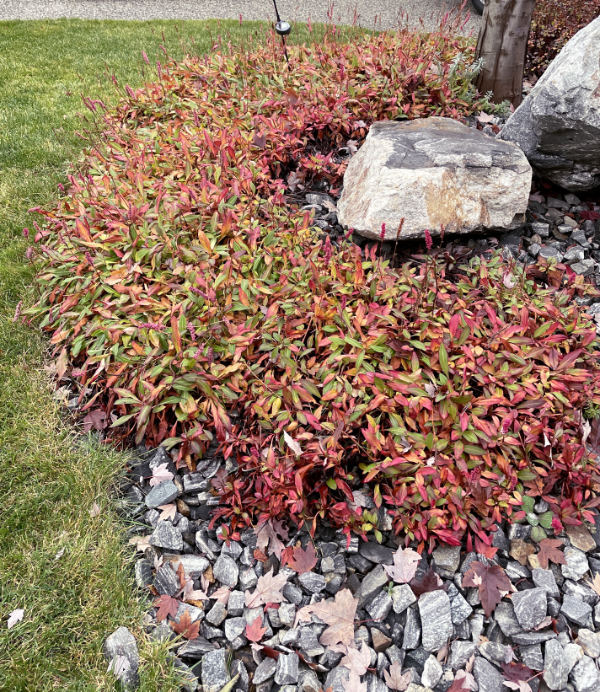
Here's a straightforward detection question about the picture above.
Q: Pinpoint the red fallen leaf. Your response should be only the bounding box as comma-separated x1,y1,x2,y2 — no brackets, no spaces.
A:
536,538,566,569
82,408,107,432
282,543,318,574
474,537,498,560
502,661,534,682
463,561,511,617
580,209,600,221
171,610,200,640
410,567,446,597
245,615,267,642
155,594,179,622
447,670,474,691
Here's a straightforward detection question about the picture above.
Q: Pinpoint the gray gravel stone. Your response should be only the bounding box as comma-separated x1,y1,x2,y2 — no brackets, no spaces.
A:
298,627,325,658
154,564,179,596
421,655,443,688
227,590,245,617
177,636,216,659
213,554,239,588
367,591,393,622
103,627,140,689
561,595,593,628
145,480,179,508
150,521,183,551
571,655,600,692
403,606,421,650
479,640,513,664
298,669,321,692
449,590,473,625
238,567,257,591
357,565,388,605
419,590,453,652
432,545,461,573
520,643,544,670
324,665,350,692
512,587,547,631
134,558,153,588
253,657,277,684
449,640,476,670
544,639,570,690
391,584,417,614
224,617,245,642
532,568,560,598
473,657,505,692
298,572,326,594
201,648,229,690
359,541,394,564
275,653,299,685
206,601,227,626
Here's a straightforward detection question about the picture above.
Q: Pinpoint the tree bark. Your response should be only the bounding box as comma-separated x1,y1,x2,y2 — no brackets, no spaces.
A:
475,0,536,107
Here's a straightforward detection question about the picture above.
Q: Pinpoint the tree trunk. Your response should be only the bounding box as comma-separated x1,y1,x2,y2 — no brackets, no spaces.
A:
475,0,536,107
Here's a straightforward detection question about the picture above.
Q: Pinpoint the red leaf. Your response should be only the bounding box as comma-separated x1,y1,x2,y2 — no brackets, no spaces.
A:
282,543,318,574
537,538,566,569
155,594,179,622
462,561,511,617
245,615,267,642
171,610,200,640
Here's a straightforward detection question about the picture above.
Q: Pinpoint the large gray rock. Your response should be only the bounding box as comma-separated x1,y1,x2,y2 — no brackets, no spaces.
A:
103,627,140,689
337,117,531,240
499,17,600,191
418,590,453,652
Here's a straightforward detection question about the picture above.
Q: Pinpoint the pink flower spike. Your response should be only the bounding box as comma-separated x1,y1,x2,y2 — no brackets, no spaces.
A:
424,229,433,251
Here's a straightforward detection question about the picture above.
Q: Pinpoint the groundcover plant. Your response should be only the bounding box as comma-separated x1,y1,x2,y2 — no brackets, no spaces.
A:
26,24,600,552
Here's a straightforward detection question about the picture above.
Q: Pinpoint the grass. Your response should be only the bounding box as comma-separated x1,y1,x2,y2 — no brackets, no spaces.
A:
0,18,366,690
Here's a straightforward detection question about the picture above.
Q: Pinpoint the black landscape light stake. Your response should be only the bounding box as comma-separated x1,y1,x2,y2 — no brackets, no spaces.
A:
271,0,291,69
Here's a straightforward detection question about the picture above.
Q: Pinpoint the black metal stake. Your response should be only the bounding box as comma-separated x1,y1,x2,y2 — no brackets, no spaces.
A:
271,0,291,69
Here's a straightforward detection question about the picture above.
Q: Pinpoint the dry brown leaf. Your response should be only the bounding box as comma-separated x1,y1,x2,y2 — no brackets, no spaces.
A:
254,519,289,560
384,546,421,584
340,642,371,676
295,588,358,652
383,661,412,691
245,569,288,608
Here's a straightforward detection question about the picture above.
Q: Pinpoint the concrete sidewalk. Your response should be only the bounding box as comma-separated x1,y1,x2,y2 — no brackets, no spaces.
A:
0,1,481,35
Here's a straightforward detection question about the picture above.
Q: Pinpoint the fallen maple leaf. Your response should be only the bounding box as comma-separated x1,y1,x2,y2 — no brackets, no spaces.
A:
295,588,358,652
283,542,318,574
384,546,421,584
383,661,411,691
410,567,445,597
245,615,267,643
448,670,477,691
537,538,566,569
7,608,24,630
504,682,532,692
346,671,367,692
462,561,511,617
340,642,371,676
158,503,177,521
149,462,174,487
245,569,288,608
254,519,289,559
155,594,179,622
82,408,107,432
171,610,200,640
502,661,533,683
211,585,231,604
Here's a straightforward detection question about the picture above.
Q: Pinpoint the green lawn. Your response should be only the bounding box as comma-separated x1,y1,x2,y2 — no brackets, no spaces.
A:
0,18,364,690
